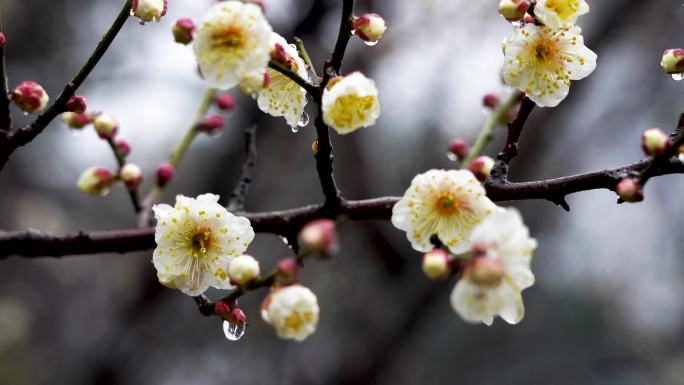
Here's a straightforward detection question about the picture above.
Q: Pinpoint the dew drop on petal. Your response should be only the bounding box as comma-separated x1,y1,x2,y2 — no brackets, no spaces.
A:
291,126,299,133
363,40,378,47
672,73,684,81
446,152,458,162
297,112,310,127
510,20,524,28
223,320,246,341
22,111,29,116
281,236,290,245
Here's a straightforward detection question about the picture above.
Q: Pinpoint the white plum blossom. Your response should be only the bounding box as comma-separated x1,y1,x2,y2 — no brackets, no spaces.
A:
257,33,310,129
152,194,255,296
534,0,590,30
322,72,380,134
131,0,167,23
261,285,319,341
194,1,272,90
450,208,537,326
503,24,597,107
391,170,498,255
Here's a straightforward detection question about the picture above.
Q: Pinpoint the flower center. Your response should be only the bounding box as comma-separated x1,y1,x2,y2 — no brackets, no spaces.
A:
533,40,555,61
284,310,314,331
330,95,375,129
434,192,461,215
212,27,245,51
545,0,580,20
190,229,212,257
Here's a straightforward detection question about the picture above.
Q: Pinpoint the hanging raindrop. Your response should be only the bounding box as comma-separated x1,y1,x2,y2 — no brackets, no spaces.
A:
223,320,246,341
298,112,310,127
672,73,684,81
446,152,458,162
363,40,378,47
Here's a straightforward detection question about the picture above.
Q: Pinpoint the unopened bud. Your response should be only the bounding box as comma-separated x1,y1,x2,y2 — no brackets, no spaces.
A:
120,163,143,190
196,114,224,135
156,162,175,186
77,167,114,196
275,257,299,286
447,139,469,161
214,301,232,317
228,254,261,286
0,33,5,48
61,112,91,129
239,70,270,95
641,128,670,157
353,13,387,45
114,139,131,157
270,43,290,65
523,13,536,24
227,308,247,324
482,94,500,109
616,178,643,203
66,95,87,113
299,219,337,256
132,0,167,23
215,92,236,111
12,81,49,113
93,114,118,139
661,49,684,75
467,156,495,181
422,248,451,281
498,0,530,22
172,18,195,45
466,256,505,287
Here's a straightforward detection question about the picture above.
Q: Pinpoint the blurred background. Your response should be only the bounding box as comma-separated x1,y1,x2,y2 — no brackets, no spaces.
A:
2,0,684,384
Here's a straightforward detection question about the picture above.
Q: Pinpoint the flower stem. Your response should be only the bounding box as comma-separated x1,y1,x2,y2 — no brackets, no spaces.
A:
106,137,141,213
462,90,521,166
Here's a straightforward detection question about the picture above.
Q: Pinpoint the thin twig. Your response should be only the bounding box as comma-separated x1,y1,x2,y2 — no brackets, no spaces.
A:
490,97,536,182
105,137,141,213
294,37,318,84
227,125,258,212
0,0,134,171
268,60,320,98
0,12,11,132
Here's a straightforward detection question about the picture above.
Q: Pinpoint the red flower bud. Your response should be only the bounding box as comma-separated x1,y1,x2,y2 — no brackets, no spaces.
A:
197,114,224,135
215,92,236,111
66,95,87,113
156,162,175,187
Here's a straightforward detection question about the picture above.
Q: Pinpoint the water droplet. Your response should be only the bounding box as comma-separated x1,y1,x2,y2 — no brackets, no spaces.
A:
298,112,310,127
22,111,29,116
291,126,299,133
672,73,684,81
350,29,356,35
446,152,458,162
281,237,289,245
510,20,524,28
363,40,378,47
129,9,135,16
223,320,245,341
138,20,146,26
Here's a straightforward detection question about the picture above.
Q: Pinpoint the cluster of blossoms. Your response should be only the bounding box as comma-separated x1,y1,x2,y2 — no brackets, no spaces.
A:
391,170,537,325
499,0,597,107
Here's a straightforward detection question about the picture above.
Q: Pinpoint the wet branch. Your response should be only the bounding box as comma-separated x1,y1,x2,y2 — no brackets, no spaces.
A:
227,125,258,212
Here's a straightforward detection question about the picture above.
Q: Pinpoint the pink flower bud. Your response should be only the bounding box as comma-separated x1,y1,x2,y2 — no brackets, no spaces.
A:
275,257,299,286
214,301,232,317
616,178,643,203
197,114,224,135
12,81,49,113
465,256,505,287
120,163,143,190
661,49,684,75
422,248,452,281
447,139,469,161
523,13,536,24
299,219,337,256
641,128,671,157
172,18,195,45
61,112,92,129
227,308,247,324
498,0,530,22
132,0,167,23
77,167,115,196
215,92,236,111
0,33,6,48
156,162,175,187
114,139,131,157
270,43,290,65
467,156,495,181
353,13,387,45
482,94,500,109
66,95,87,113
93,114,118,139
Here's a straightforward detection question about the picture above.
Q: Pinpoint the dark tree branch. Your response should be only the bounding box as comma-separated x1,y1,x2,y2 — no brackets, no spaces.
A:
0,0,133,171
227,125,258,212
490,97,536,182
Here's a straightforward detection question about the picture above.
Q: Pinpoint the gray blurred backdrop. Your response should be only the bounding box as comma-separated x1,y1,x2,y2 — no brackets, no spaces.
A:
2,0,684,384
